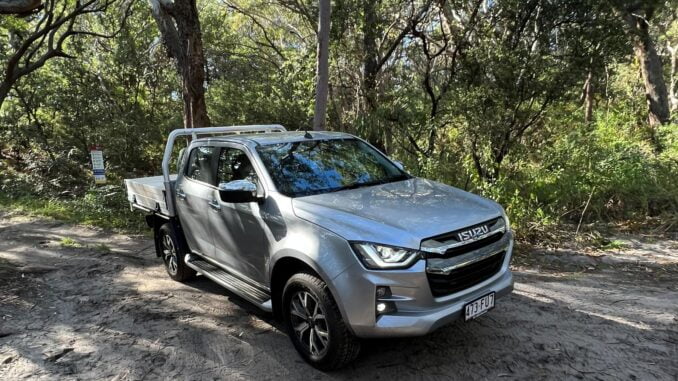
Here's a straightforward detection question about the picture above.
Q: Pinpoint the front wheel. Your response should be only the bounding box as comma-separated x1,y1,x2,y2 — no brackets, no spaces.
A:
158,223,196,282
283,272,360,370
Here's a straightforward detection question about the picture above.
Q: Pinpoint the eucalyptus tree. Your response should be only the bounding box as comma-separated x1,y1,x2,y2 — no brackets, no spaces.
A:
148,0,211,128
610,0,672,145
312,0,330,131
0,0,128,109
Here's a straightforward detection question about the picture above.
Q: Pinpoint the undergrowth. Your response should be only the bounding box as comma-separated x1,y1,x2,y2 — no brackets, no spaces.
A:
0,185,147,233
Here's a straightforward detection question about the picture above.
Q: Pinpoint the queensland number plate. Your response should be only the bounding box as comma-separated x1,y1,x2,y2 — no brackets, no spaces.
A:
464,292,495,321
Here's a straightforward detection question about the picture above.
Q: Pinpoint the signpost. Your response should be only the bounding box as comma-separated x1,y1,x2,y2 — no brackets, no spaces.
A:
89,145,106,185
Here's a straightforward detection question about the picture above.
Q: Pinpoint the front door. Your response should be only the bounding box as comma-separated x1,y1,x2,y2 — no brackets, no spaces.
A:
175,145,218,258
209,146,269,285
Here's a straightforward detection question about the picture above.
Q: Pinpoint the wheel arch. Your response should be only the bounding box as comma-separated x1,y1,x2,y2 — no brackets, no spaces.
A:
269,254,351,332
270,256,317,321
146,214,188,257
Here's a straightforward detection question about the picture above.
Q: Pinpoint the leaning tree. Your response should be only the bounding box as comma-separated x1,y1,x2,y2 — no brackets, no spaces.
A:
0,0,129,109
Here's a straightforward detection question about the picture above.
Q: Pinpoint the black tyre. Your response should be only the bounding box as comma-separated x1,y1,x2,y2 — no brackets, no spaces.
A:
158,223,196,282
283,272,360,370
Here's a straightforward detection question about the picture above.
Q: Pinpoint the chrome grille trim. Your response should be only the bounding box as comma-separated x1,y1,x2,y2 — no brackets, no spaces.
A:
420,217,506,255
425,231,512,275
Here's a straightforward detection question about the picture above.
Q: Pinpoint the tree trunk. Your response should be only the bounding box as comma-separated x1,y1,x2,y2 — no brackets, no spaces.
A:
617,7,670,130
180,31,210,129
361,0,385,150
312,0,331,131
583,70,594,124
362,0,378,112
633,27,670,128
149,0,210,128
0,82,10,110
669,43,677,116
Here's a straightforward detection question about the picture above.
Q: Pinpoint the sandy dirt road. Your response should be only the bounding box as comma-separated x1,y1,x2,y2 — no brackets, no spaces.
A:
0,212,676,380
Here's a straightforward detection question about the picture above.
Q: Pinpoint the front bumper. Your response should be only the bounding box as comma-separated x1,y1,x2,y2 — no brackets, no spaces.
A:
331,234,514,338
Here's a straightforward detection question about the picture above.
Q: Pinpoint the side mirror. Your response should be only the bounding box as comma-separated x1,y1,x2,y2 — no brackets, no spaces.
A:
393,160,405,171
218,180,259,203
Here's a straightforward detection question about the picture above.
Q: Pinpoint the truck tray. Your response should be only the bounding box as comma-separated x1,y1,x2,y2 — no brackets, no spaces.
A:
124,175,176,216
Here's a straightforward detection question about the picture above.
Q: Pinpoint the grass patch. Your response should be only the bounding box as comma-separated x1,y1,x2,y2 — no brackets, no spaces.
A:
600,239,627,251
59,237,83,248
0,189,147,234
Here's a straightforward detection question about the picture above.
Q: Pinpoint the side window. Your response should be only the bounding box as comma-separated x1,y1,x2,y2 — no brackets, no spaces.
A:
185,146,216,185
217,148,259,185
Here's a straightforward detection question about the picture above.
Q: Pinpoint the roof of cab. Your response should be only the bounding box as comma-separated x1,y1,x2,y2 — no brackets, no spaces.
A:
194,130,356,147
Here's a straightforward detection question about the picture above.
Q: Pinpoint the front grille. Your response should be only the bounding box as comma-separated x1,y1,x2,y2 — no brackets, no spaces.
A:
429,217,501,243
426,252,505,297
421,217,505,258
439,232,503,258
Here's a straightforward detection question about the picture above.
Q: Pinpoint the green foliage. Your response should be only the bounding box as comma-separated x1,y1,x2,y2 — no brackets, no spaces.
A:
600,239,627,251
0,0,677,240
0,186,147,233
59,237,83,248
452,110,678,238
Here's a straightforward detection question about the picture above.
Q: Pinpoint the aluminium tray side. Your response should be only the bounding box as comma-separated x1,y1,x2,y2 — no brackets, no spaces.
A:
124,175,177,216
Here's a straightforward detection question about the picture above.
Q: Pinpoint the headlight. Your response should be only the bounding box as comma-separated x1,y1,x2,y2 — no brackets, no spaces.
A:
351,243,420,270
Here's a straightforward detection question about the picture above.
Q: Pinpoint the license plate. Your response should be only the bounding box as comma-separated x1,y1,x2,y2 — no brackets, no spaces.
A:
464,292,495,321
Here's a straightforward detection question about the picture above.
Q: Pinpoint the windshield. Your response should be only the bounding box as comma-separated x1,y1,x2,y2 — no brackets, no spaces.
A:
256,138,409,197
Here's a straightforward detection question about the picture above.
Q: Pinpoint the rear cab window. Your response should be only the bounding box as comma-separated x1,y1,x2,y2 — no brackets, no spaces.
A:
185,146,217,185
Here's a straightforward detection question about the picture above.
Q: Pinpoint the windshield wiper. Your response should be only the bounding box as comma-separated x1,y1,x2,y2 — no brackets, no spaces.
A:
328,174,410,193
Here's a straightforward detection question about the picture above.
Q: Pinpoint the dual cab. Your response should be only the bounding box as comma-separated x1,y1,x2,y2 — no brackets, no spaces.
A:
124,125,513,369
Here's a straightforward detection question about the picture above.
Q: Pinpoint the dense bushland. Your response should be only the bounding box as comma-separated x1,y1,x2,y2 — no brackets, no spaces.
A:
1,0,677,237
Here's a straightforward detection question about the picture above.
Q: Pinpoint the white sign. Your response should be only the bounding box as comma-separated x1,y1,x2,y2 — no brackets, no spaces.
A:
90,146,106,185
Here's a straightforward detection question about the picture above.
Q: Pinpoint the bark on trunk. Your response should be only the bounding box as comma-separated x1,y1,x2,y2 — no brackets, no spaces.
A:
669,43,677,116
583,70,594,124
149,0,210,128
362,0,378,112
619,10,670,129
312,0,331,131
361,0,386,150
0,83,10,110
634,30,670,127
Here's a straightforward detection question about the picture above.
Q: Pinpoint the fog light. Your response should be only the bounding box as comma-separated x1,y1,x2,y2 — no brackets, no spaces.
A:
375,286,397,316
375,301,397,316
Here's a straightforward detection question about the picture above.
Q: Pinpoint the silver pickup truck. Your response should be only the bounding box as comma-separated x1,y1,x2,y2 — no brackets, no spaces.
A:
125,125,514,370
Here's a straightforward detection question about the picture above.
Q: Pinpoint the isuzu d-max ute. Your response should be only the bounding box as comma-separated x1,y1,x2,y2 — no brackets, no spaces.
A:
124,125,514,370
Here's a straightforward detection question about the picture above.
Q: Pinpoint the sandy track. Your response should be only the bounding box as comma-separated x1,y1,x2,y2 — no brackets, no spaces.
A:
0,213,676,380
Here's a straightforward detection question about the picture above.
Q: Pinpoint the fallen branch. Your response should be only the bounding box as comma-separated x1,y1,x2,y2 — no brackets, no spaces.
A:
575,186,596,238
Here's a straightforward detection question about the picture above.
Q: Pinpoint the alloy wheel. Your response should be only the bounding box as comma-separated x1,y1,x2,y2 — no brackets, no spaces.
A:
289,290,330,357
162,234,178,275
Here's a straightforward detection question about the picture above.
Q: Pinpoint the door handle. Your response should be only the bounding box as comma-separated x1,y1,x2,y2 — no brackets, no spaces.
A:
176,189,186,200
208,199,221,210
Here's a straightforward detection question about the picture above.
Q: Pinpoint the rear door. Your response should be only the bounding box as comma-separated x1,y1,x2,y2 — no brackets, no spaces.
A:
209,145,269,284
175,145,218,258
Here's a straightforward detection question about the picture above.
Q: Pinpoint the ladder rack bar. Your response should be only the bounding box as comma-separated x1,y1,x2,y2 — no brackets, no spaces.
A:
161,124,286,216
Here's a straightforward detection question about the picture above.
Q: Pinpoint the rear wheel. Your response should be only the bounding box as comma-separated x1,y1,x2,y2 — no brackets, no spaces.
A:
283,272,360,370
158,223,195,282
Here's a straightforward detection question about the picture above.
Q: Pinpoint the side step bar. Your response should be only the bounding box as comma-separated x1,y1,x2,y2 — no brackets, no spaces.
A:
185,254,272,312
